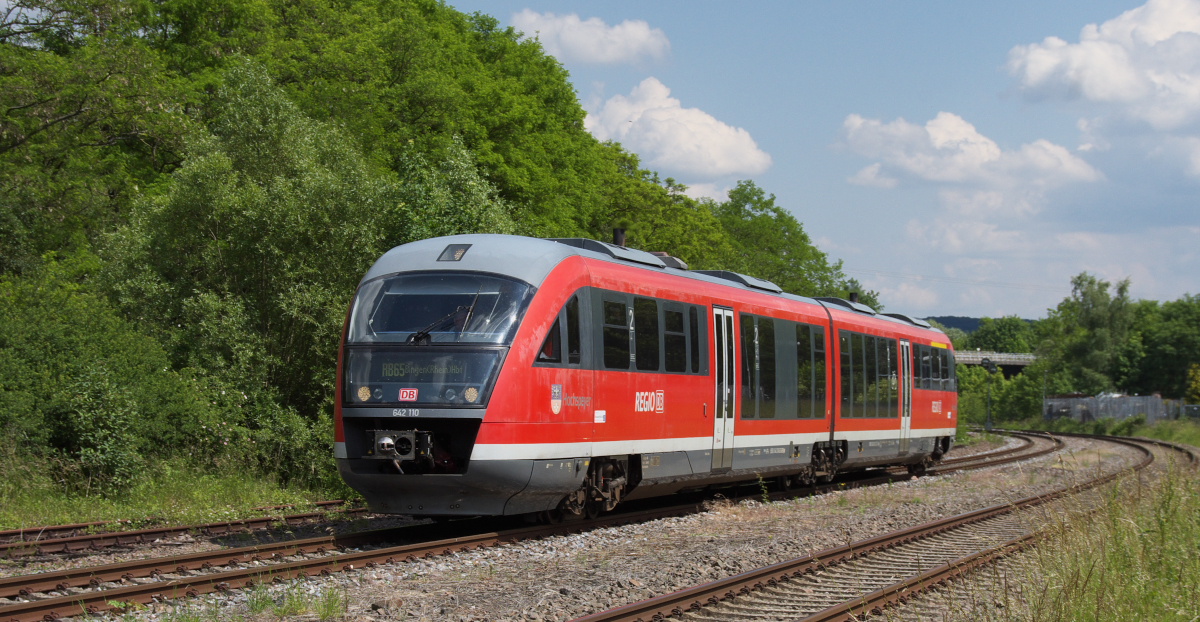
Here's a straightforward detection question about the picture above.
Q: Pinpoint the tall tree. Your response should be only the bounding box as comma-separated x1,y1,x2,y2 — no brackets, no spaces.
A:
966,316,1034,353
710,180,846,299
1036,273,1133,395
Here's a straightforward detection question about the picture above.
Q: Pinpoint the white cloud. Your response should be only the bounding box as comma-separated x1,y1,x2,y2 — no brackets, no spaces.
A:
876,281,940,312
843,112,1100,214
586,77,772,178
512,10,669,65
846,163,897,188
680,183,730,201
1007,0,1200,130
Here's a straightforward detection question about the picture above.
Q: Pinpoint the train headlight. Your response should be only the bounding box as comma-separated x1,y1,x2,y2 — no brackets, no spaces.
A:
464,387,479,403
444,388,456,401
372,388,383,400
356,386,371,402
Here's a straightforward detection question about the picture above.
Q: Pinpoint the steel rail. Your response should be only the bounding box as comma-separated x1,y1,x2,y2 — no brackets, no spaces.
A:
0,504,714,622
0,431,1057,621
569,433,1149,622
0,501,349,546
0,504,365,558
935,433,1033,466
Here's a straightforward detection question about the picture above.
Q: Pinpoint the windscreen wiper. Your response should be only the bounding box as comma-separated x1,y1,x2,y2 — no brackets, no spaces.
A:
406,306,466,345
456,284,484,343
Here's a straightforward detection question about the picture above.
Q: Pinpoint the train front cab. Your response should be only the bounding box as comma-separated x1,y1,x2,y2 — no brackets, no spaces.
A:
333,236,591,516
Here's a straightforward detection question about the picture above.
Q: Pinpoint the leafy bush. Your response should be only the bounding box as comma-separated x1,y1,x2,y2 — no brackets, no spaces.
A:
0,251,221,475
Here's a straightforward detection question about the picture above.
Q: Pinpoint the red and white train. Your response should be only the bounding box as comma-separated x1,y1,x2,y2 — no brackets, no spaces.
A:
335,234,958,518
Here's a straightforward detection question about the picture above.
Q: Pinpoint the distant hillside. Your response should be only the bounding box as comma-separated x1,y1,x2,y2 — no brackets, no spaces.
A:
924,316,980,333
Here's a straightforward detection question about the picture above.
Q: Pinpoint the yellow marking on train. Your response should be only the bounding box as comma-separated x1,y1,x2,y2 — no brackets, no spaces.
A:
930,342,948,349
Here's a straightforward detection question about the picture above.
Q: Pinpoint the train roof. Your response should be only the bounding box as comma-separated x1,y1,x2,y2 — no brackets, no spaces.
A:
362,234,947,338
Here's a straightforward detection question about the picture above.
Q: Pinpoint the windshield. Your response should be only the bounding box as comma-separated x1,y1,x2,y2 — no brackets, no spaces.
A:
347,273,533,344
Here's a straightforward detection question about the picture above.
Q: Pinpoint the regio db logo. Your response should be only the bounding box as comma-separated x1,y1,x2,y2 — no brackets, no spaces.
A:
635,390,664,413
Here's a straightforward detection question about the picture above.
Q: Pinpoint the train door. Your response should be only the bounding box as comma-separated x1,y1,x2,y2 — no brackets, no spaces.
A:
899,340,912,453
711,307,736,470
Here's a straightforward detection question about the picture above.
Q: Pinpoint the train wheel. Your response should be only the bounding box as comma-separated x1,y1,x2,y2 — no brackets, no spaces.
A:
538,510,563,525
776,475,792,492
584,500,603,520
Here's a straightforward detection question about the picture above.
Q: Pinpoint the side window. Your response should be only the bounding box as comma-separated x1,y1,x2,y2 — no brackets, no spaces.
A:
740,314,756,419
948,350,956,391
921,346,932,389
839,331,852,418
664,308,687,373
634,298,659,371
689,307,701,373
940,350,950,388
797,324,813,418
537,318,562,363
566,296,580,365
888,339,898,414
864,335,878,418
852,333,867,418
602,299,630,369
759,318,776,419
813,327,826,418
931,347,941,389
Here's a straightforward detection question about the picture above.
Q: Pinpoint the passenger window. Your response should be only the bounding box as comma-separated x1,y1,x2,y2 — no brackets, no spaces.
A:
887,339,898,414
741,314,756,419
634,298,659,371
602,300,630,369
566,296,580,365
865,336,877,418
689,307,701,373
940,350,950,389
813,328,826,418
931,348,941,389
839,331,852,418
537,318,562,363
921,346,932,389
664,308,686,373
796,325,813,418
758,318,776,419
852,333,867,418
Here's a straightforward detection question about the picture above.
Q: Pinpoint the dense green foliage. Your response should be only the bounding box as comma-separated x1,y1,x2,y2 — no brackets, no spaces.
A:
955,273,1200,425
1,0,870,505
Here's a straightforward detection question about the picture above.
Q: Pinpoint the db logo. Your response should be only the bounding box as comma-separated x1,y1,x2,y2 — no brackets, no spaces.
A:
398,388,418,402
635,390,664,413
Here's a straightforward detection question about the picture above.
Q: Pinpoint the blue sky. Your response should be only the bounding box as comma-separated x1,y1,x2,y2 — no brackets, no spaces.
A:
450,0,1200,319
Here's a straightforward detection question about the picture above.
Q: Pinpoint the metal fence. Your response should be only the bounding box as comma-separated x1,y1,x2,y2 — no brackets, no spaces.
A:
1043,395,1187,424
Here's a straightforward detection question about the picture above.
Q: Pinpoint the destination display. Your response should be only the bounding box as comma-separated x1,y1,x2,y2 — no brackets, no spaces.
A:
343,349,501,406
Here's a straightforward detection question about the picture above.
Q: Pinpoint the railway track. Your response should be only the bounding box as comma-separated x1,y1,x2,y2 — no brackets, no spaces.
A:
0,431,1056,622
0,501,363,558
572,434,1195,622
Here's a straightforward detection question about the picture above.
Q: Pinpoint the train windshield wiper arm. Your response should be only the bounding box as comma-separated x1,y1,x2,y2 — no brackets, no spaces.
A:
405,306,466,345
456,284,484,343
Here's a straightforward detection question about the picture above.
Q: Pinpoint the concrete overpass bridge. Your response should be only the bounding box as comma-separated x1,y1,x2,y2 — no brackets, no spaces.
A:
955,350,1036,377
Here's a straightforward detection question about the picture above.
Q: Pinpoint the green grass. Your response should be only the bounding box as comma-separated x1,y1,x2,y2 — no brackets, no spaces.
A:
1023,462,1200,621
0,443,340,530
1015,416,1200,449
1130,418,1200,448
